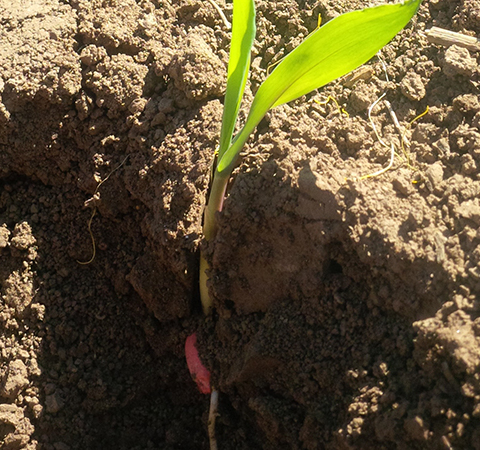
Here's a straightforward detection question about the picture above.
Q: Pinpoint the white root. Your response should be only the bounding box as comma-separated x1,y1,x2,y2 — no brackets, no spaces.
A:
208,389,219,450
206,0,231,30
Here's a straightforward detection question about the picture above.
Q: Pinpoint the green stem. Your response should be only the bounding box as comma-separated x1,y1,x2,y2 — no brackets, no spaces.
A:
204,172,229,242
199,117,262,314
200,171,229,315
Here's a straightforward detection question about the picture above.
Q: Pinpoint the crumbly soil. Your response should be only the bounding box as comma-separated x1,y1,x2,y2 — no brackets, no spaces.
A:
1,0,480,449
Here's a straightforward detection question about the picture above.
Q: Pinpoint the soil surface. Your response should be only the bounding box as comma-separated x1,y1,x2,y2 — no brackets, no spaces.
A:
1,0,480,449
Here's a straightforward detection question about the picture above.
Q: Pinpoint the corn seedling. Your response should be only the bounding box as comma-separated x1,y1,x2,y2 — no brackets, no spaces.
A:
188,1,423,448
200,0,423,314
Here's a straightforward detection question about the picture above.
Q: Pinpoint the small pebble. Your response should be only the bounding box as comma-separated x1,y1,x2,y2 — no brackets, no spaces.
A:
425,163,444,189
400,72,426,101
443,45,477,78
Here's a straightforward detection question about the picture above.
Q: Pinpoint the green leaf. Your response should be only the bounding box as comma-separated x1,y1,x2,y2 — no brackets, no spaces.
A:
217,0,422,173
218,0,256,160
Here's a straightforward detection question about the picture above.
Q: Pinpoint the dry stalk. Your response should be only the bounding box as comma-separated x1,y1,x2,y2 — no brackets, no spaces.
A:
424,26,480,52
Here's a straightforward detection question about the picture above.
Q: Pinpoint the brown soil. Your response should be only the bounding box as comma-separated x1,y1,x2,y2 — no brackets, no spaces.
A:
1,0,480,449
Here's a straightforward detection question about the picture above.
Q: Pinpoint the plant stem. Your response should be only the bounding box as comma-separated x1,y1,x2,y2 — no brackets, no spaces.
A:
204,172,229,242
200,171,229,315
199,255,211,315
199,112,263,313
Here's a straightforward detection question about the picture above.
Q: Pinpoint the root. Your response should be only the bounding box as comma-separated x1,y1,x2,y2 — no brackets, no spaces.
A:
356,143,395,180
346,53,428,182
208,389,219,450
77,155,129,265
77,208,97,265
314,95,349,118
206,0,231,29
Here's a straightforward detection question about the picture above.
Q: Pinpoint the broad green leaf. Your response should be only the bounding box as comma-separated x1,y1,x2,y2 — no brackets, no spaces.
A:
218,0,256,160
217,0,422,173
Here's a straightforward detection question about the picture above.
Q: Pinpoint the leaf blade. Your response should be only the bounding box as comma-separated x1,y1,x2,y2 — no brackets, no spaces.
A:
218,0,256,159
271,0,422,107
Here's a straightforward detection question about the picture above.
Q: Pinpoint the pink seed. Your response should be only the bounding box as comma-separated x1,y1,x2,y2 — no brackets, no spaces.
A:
185,332,211,394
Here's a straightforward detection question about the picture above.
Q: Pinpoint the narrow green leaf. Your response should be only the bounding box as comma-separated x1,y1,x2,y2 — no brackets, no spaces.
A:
217,0,422,173
218,0,256,159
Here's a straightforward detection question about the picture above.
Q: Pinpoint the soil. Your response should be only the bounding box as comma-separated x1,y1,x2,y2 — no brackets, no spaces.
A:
1,0,480,449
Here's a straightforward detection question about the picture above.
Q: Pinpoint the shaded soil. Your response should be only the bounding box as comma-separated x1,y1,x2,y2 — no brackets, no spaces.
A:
1,0,480,449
